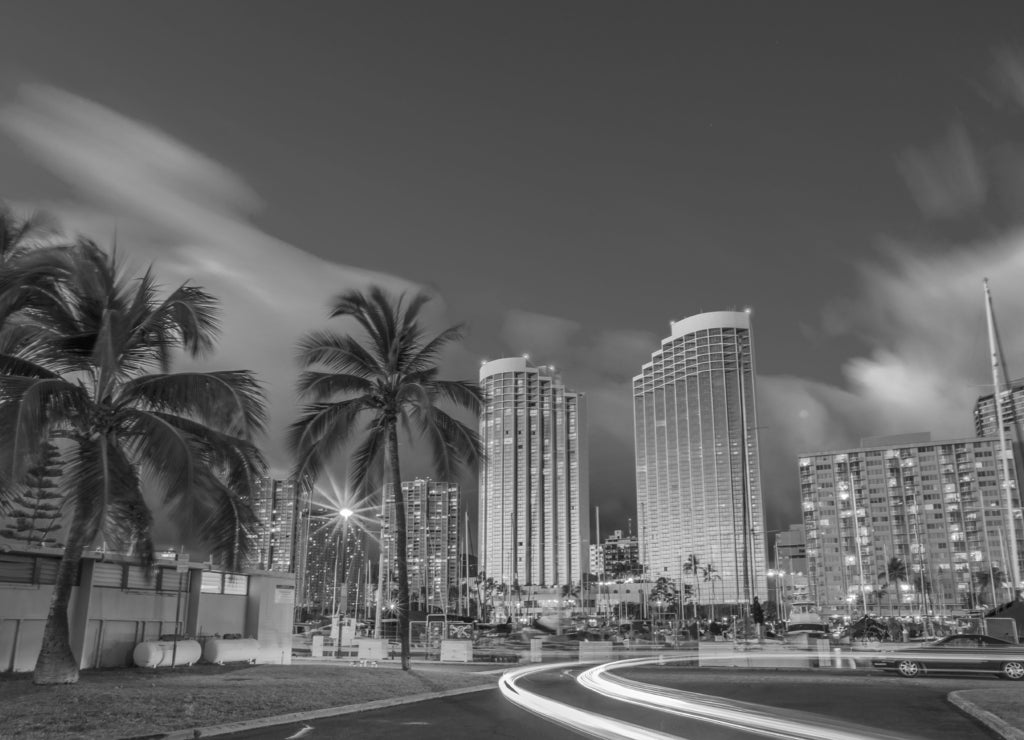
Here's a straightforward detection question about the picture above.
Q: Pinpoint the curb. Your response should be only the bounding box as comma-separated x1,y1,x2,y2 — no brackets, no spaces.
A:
949,692,1024,740
142,683,499,739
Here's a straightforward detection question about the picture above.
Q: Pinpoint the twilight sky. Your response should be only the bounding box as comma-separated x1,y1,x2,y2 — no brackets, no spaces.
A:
3,2,1024,543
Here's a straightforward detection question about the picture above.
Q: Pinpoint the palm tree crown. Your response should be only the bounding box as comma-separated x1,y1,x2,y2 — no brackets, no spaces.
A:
0,240,267,684
289,286,483,670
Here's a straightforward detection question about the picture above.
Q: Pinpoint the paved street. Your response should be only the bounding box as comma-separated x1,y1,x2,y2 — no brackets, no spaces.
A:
217,665,1001,739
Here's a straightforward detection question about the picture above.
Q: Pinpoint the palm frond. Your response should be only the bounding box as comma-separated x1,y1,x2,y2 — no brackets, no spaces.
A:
118,370,267,438
186,471,260,571
123,409,266,501
295,370,375,401
146,284,220,359
416,406,484,482
426,378,484,414
287,399,371,482
404,324,464,374
0,376,88,485
349,423,387,498
62,435,140,551
114,409,198,501
295,330,381,378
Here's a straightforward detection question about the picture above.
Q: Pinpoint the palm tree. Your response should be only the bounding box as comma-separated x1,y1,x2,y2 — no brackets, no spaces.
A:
878,557,908,617
289,287,483,670
703,562,722,620
976,567,1005,608
683,554,702,619
0,241,267,684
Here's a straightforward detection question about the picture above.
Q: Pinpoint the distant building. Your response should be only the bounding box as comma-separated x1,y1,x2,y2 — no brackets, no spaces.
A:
601,529,641,580
974,378,1024,438
589,544,604,575
249,477,304,573
478,358,590,588
774,523,807,575
300,504,366,617
383,479,460,613
799,434,1022,614
634,310,767,604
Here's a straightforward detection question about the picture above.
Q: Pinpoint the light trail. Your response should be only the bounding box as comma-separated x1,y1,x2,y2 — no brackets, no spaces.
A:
577,656,917,740
501,652,925,740
500,661,687,740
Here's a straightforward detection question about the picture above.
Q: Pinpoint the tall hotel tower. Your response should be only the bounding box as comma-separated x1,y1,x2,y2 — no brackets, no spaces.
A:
633,311,768,604
479,358,590,588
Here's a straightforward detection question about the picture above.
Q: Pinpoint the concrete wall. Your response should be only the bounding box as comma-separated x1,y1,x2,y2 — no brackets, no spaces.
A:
0,548,294,672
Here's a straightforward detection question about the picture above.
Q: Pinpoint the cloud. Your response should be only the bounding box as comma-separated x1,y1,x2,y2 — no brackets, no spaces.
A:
0,84,424,477
496,215,1024,534
897,122,987,220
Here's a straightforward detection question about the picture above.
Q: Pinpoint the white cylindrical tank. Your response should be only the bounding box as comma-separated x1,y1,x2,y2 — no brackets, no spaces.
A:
203,638,261,665
133,640,202,668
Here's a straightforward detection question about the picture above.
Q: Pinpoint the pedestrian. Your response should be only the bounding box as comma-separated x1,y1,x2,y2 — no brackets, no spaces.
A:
752,596,765,642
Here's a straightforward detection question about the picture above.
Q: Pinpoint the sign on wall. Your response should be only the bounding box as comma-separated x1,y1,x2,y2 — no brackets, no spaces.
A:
274,584,295,604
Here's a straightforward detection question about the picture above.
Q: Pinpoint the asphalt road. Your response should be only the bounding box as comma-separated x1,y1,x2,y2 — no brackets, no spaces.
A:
217,666,1003,740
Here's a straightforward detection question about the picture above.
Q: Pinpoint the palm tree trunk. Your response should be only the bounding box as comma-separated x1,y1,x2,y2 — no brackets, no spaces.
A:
33,493,93,684
386,423,411,671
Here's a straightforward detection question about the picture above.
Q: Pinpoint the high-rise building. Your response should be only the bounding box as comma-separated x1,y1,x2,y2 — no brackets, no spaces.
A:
633,310,767,604
383,479,460,612
974,378,1024,438
249,476,304,572
799,434,1022,613
478,358,590,588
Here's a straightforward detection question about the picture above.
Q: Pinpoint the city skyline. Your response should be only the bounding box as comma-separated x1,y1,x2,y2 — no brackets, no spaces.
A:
3,4,1024,539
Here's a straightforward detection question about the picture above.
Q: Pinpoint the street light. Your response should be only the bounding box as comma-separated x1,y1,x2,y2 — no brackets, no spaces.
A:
332,508,354,619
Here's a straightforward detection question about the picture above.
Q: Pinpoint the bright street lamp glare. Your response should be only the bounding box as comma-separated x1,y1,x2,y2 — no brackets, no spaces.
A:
339,508,353,519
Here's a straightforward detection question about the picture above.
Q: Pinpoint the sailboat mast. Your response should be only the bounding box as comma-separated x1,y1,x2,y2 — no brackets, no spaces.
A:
985,278,1021,596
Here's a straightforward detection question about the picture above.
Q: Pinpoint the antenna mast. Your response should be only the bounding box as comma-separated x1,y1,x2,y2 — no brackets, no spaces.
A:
985,278,1021,597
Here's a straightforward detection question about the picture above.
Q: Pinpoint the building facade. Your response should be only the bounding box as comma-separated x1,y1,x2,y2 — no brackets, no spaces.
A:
601,529,641,580
974,378,1024,438
478,357,590,588
300,504,366,617
799,434,1023,615
633,310,767,604
249,477,304,573
383,479,460,613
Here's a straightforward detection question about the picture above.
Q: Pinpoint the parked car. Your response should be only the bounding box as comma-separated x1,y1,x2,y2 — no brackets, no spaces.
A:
871,634,1024,680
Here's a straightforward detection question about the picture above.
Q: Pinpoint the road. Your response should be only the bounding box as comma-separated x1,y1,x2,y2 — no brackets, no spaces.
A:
219,664,1002,740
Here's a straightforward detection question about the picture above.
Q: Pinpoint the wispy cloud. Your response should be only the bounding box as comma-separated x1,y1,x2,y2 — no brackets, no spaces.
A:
0,84,423,475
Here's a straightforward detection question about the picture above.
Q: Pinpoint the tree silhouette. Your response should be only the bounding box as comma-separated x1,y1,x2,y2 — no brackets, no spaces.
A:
0,441,63,547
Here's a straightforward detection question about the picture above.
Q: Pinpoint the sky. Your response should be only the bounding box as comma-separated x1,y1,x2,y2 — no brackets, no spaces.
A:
3,2,1024,545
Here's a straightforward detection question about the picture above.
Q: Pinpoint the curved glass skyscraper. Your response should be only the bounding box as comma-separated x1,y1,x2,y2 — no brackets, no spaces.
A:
633,310,767,605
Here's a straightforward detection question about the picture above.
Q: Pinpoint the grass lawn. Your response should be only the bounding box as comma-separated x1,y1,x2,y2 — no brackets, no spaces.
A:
0,662,499,739
954,686,1024,732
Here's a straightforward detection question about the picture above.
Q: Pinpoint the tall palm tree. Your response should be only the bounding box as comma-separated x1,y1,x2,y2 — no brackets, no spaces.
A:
878,556,908,617
289,287,483,670
0,241,267,684
976,567,1005,608
703,562,722,620
683,554,702,619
